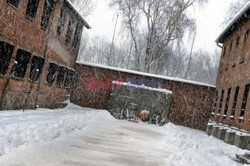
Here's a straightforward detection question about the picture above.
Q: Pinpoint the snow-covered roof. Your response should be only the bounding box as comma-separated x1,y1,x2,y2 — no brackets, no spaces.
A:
216,1,250,43
65,0,91,29
112,81,173,94
76,61,215,88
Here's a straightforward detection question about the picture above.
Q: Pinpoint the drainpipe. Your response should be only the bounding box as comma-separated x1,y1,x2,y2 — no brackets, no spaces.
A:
34,1,57,109
216,42,223,48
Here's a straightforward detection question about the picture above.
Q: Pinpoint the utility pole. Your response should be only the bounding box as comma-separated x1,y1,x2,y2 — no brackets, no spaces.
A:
108,14,119,66
184,32,196,79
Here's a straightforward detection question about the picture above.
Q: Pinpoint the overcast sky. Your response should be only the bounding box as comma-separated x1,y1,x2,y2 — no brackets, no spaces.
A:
84,0,237,53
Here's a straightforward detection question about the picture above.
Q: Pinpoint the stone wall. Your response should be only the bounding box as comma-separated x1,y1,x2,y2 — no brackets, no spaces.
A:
71,63,216,131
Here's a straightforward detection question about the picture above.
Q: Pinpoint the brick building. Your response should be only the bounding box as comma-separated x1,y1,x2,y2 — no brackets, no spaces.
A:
212,2,250,131
0,0,90,110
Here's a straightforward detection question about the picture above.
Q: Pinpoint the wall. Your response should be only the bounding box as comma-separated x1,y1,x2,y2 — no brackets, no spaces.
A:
71,63,215,131
212,20,250,131
0,0,85,110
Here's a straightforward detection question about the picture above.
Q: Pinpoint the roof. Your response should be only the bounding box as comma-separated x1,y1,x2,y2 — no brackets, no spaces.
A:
65,0,91,29
76,61,216,88
216,1,250,43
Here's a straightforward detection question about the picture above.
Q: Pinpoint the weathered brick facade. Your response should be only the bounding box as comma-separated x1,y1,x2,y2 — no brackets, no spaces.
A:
71,63,215,131
0,0,90,110
213,5,250,131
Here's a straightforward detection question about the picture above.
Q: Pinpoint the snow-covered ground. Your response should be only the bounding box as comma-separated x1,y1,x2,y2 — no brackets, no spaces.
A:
0,103,249,166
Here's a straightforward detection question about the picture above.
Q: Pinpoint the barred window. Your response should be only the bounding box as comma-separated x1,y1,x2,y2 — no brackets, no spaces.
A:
26,0,40,19
64,69,75,88
223,88,231,118
72,23,81,49
29,56,44,81
46,63,58,85
0,41,14,75
41,0,54,29
218,90,224,115
56,66,66,87
57,8,67,37
231,86,239,117
6,0,19,8
13,49,31,79
240,84,250,118
65,16,75,45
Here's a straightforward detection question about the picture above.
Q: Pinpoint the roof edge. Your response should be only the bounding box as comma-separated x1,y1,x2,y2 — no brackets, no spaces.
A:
216,1,250,44
76,61,216,88
64,0,91,29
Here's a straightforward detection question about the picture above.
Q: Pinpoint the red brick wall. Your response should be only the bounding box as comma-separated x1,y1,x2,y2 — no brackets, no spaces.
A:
212,20,250,131
0,0,84,110
71,64,215,131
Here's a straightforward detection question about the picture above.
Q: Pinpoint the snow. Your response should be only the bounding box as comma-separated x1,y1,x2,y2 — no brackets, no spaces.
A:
216,1,250,43
0,104,248,165
65,0,91,29
112,80,173,94
77,61,215,88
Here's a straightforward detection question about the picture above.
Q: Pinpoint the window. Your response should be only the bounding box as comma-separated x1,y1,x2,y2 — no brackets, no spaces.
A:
0,41,14,75
213,91,218,112
29,56,44,82
41,0,55,29
26,0,40,19
218,90,224,115
57,8,67,37
236,36,240,48
231,86,239,117
72,23,81,49
46,63,58,85
244,29,249,44
64,69,75,88
240,84,250,118
229,41,233,51
65,16,75,45
13,49,31,79
6,0,19,8
223,88,231,118
56,66,66,87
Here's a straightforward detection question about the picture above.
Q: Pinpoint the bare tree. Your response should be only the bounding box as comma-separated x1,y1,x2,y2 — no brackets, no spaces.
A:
222,0,249,27
109,0,207,72
70,0,94,17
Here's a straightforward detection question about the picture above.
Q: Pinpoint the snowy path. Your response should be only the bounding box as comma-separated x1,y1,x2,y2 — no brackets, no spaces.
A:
0,104,248,166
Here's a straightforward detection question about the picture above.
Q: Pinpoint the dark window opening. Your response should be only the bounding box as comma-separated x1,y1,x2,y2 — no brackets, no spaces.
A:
244,29,249,44
6,0,19,8
64,69,75,88
236,36,240,48
57,8,67,37
213,91,218,112
240,84,250,118
223,88,231,118
231,86,239,117
218,90,224,115
0,41,14,75
29,56,44,82
229,41,233,51
26,0,40,19
46,63,58,85
72,23,81,49
65,16,75,45
56,66,66,87
41,0,55,29
13,49,31,79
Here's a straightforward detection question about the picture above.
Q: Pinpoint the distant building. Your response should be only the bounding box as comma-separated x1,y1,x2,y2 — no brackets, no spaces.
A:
213,2,250,131
0,0,90,110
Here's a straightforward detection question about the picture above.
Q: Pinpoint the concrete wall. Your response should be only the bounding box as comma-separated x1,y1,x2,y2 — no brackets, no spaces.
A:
0,0,86,110
71,63,215,131
212,20,250,131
